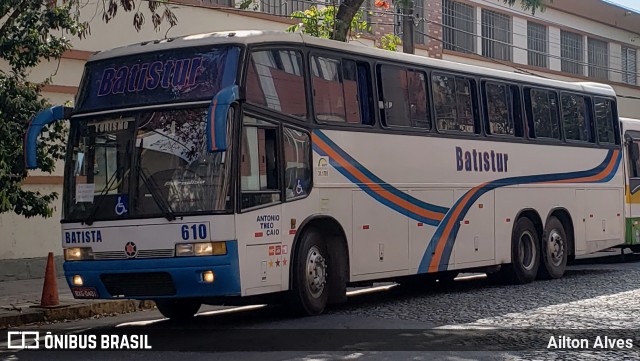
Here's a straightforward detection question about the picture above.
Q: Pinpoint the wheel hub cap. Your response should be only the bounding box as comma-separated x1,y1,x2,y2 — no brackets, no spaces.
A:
548,230,564,266
306,246,327,298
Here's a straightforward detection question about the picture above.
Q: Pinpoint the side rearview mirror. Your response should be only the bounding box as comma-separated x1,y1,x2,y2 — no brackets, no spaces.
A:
206,85,240,153
24,106,72,169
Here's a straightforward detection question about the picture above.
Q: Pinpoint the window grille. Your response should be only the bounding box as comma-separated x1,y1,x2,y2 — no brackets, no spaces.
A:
442,0,476,53
588,38,609,80
527,22,547,68
561,30,583,75
622,46,637,85
481,9,512,61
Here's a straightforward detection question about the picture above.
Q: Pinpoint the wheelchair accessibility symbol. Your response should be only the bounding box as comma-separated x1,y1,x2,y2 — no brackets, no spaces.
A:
295,179,304,195
115,195,128,216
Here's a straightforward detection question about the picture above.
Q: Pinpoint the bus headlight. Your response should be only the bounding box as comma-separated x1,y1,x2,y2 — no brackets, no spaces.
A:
64,247,94,261
176,242,227,257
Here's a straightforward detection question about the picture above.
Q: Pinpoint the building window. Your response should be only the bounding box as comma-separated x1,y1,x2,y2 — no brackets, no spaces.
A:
432,73,475,133
442,0,476,53
481,9,512,61
527,22,547,68
588,38,609,80
259,0,310,15
561,30,583,76
622,46,637,85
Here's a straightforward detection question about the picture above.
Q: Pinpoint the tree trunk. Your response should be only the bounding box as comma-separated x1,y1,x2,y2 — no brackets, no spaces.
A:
332,0,365,42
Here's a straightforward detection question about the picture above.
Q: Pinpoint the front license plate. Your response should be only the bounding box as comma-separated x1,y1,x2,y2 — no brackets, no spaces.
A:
72,287,99,299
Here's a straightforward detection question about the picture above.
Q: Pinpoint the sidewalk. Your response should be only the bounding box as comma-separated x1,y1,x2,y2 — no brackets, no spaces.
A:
0,277,154,329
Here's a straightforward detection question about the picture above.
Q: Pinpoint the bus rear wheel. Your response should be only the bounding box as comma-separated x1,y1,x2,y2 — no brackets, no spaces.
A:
155,299,201,320
504,217,540,284
538,216,568,279
291,228,329,316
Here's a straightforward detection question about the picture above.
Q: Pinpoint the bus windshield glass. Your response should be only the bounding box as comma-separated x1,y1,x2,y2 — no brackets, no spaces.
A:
64,107,233,222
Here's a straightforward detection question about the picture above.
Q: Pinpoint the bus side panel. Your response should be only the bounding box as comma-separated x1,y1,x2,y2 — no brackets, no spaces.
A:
408,189,454,274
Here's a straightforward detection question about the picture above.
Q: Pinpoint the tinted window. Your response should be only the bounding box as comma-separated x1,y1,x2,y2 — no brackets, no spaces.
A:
283,127,311,200
485,82,514,136
379,65,430,128
311,57,361,123
247,50,307,118
529,89,560,139
561,93,592,142
595,98,616,144
432,73,475,133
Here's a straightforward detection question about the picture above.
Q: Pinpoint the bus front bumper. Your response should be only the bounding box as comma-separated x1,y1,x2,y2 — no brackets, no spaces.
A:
63,241,240,300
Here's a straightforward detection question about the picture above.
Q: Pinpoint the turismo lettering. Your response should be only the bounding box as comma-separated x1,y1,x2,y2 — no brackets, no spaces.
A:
65,230,103,244
256,215,280,236
97,57,203,96
456,146,509,173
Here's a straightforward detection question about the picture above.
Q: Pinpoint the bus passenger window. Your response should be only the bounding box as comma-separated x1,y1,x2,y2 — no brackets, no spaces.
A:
311,57,361,123
432,74,474,133
283,127,311,200
484,82,514,136
561,93,592,142
378,65,430,129
529,89,560,139
246,50,307,118
240,118,280,209
595,98,616,144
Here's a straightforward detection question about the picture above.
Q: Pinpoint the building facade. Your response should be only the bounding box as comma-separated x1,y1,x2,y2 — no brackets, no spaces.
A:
2,0,639,279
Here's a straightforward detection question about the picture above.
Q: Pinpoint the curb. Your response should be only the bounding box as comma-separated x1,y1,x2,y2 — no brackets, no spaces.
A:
0,300,155,329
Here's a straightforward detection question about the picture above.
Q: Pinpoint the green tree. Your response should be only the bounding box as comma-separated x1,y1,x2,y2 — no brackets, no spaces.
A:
0,1,177,217
332,0,549,42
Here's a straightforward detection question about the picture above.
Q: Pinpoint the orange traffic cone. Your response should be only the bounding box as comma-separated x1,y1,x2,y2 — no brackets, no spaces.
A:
40,252,60,307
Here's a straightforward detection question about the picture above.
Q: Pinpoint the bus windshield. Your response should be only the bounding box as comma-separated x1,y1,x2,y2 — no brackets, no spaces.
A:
64,107,233,222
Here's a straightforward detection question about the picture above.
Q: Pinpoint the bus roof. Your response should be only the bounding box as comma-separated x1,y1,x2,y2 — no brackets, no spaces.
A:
89,30,617,97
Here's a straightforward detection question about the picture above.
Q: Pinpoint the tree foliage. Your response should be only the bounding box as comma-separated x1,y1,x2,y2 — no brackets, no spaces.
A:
0,0,177,218
286,6,369,40
332,0,550,42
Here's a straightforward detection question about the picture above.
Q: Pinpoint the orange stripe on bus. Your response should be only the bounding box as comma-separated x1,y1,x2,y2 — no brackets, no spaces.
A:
313,135,444,222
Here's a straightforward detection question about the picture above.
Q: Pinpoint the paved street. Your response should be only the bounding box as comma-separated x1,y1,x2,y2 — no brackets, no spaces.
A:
2,254,640,360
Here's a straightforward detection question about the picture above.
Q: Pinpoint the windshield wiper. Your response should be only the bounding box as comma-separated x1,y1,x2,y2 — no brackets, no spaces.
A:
83,169,120,226
135,138,176,221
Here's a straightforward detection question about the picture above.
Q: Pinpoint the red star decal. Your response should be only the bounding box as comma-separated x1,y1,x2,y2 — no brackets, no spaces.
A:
126,244,135,254
282,259,288,266
275,259,281,267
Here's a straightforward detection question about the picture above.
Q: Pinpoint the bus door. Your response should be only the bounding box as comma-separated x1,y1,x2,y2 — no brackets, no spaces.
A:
235,114,284,294
625,133,640,246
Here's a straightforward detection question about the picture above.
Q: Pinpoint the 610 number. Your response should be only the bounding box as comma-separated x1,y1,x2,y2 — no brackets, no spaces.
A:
181,224,207,240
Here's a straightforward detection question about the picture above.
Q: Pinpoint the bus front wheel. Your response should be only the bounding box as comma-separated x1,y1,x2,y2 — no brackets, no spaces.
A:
291,228,329,316
504,217,540,284
538,216,568,279
155,299,201,320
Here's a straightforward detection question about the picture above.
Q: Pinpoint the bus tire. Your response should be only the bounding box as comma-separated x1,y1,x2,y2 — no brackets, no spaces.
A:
538,216,568,279
291,228,329,316
504,217,540,284
155,299,200,320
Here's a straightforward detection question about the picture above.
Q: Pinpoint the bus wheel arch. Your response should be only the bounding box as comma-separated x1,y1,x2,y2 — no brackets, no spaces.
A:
503,209,543,284
538,209,572,279
289,215,349,313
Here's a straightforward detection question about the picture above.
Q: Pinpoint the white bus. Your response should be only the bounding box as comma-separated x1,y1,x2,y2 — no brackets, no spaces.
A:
25,31,625,319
